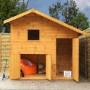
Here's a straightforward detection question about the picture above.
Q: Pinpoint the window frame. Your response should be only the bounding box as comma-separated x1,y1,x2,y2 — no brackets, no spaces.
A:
28,29,40,40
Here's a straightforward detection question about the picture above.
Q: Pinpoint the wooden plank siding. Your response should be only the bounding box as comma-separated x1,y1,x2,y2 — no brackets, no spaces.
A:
0,33,10,73
72,38,79,82
9,13,79,79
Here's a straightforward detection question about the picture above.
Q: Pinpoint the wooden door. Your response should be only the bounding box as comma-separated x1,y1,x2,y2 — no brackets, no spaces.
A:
72,38,79,82
46,55,52,80
9,53,20,79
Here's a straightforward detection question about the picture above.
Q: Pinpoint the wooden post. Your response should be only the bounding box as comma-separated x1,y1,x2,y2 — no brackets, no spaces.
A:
46,54,52,80
72,38,79,82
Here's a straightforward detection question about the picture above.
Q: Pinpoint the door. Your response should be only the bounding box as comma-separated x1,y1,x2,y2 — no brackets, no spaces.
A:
46,55,52,80
9,53,20,79
72,38,79,82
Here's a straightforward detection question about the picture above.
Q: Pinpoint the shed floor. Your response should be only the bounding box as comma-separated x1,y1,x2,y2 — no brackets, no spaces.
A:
56,73,72,80
21,74,46,80
0,74,89,90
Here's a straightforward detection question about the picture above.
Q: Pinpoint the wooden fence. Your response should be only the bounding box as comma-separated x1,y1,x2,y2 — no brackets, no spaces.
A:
0,33,10,73
79,28,90,81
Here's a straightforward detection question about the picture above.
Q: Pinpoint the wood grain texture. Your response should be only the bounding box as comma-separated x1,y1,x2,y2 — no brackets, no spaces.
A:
46,55,51,80
0,33,10,73
21,74,46,80
79,29,90,80
56,39,72,75
72,38,79,82
8,12,80,80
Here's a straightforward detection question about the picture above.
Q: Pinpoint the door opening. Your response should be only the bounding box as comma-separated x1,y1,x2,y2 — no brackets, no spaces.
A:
56,39,72,79
20,54,46,79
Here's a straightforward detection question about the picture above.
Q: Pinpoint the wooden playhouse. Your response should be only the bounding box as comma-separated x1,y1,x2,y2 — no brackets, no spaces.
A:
4,9,86,82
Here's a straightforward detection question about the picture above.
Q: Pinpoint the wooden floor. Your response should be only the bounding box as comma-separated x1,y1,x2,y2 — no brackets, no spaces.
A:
55,72,72,80
21,74,46,80
20,73,72,80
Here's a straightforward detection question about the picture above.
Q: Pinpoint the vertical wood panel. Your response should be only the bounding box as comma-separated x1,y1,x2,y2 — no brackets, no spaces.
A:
10,53,20,79
0,33,10,73
46,55,51,80
72,38,79,82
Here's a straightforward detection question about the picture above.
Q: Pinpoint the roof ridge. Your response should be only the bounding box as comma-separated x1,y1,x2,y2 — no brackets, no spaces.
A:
4,8,87,35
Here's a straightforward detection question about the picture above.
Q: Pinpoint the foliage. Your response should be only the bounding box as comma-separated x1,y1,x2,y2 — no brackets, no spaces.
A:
49,2,62,20
62,0,78,24
71,12,89,30
0,0,27,33
49,0,89,30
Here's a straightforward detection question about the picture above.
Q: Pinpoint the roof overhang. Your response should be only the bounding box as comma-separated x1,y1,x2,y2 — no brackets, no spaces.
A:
4,8,87,35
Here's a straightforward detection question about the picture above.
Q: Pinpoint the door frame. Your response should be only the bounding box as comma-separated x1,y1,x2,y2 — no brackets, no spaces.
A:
72,38,79,82
56,38,73,79
19,53,52,80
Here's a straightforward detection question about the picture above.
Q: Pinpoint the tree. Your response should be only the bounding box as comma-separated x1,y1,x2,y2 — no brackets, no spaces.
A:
49,0,89,30
49,2,62,20
62,0,78,24
72,12,89,30
0,0,27,33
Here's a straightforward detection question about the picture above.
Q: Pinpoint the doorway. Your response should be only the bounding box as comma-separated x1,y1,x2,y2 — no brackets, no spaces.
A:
20,54,51,80
56,39,72,79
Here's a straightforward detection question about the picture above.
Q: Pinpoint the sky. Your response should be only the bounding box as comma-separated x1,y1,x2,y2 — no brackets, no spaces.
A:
26,0,90,24
74,0,90,23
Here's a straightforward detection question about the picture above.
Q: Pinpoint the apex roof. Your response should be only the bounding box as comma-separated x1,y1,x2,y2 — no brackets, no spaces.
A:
4,8,87,35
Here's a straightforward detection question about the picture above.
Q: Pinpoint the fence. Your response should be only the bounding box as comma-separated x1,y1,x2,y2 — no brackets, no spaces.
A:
0,33,10,73
79,28,90,81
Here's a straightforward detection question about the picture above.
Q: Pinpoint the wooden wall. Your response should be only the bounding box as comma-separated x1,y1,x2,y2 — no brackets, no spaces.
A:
0,33,10,73
10,13,78,79
21,54,46,65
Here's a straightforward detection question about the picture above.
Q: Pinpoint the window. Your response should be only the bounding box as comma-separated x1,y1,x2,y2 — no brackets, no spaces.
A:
28,30,39,40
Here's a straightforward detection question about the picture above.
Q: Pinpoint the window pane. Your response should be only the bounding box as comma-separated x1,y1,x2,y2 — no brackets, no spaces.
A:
28,30,39,40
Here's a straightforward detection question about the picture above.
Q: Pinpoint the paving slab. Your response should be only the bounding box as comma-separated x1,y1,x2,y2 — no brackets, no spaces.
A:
0,74,90,90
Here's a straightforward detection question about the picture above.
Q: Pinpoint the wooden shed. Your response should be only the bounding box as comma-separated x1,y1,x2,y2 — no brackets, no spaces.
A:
4,9,86,82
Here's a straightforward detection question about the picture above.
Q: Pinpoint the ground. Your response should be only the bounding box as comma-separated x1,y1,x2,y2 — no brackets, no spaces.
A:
0,74,90,90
